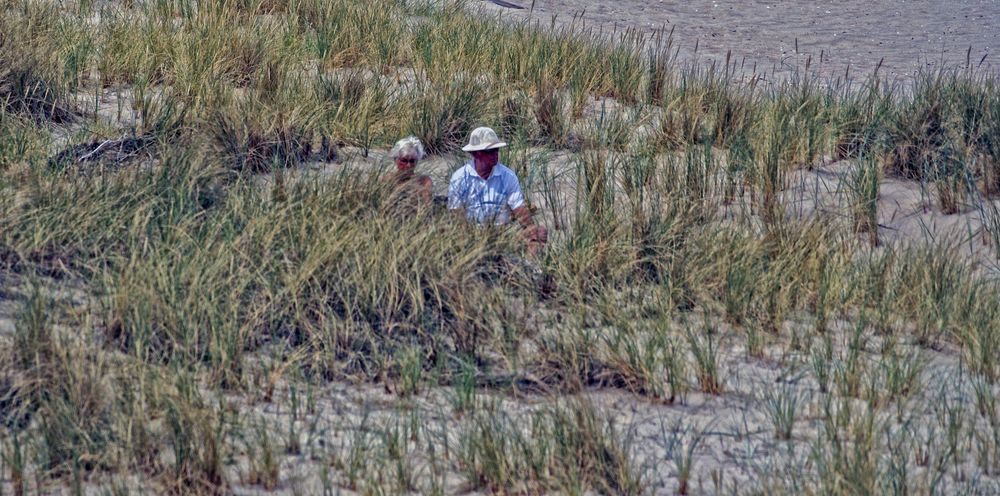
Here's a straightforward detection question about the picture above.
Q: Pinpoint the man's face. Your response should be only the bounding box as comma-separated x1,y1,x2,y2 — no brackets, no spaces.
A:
471,149,500,170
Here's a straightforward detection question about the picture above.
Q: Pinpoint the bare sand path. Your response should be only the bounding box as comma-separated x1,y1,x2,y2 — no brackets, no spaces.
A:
482,0,1000,80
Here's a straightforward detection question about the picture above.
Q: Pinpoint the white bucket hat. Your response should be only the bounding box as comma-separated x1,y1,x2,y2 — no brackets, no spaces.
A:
462,127,507,152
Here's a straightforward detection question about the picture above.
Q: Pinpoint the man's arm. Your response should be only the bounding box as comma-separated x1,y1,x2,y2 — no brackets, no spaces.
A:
512,205,534,228
506,172,533,227
513,204,547,254
416,175,433,203
447,172,467,221
506,172,547,251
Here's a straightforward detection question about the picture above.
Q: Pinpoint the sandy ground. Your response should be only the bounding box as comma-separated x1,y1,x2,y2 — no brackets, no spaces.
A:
480,0,1000,81
3,269,997,494
784,160,1000,272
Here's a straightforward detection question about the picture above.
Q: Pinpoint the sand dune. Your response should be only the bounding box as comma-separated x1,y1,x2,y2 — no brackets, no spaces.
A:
481,0,999,80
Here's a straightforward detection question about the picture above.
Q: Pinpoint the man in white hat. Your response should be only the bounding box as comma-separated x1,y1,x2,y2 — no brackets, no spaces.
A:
448,126,547,254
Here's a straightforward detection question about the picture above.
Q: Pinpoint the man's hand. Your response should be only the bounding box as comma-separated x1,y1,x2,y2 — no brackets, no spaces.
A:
513,205,547,255
512,205,534,228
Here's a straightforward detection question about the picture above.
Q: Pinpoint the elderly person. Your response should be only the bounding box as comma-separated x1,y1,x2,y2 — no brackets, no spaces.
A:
388,136,432,203
448,127,547,255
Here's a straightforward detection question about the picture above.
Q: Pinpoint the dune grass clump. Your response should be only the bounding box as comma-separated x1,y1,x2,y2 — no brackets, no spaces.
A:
211,106,317,173
879,72,1000,212
0,110,50,169
1,288,232,493
0,23,74,124
832,79,894,160
408,76,494,154
532,82,571,147
314,70,391,154
458,401,645,494
884,76,956,180
95,167,536,385
0,60,73,124
847,155,882,245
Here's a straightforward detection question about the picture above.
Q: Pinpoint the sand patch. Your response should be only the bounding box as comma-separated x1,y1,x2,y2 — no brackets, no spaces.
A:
480,0,999,80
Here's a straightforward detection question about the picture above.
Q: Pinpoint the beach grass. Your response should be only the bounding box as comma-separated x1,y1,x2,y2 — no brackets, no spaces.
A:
2,0,1000,493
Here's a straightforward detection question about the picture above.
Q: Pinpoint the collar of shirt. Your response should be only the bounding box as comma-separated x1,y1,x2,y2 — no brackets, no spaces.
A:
464,162,502,181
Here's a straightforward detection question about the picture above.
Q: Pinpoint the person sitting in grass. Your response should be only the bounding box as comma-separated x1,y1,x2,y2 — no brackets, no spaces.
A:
388,136,433,203
448,127,547,255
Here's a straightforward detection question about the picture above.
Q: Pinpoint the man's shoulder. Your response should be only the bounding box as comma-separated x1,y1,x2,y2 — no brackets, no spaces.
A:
495,164,523,187
495,163,519,179
449,163,472,182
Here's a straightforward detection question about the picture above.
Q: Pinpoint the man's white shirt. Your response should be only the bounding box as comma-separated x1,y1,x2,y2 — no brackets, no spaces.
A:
447,162,526,225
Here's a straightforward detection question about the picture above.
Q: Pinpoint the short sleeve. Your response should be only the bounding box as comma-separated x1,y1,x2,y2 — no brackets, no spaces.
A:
505,170,526,211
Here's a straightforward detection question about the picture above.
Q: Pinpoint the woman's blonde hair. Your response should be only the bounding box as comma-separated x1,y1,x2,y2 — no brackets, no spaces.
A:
390,136,425,161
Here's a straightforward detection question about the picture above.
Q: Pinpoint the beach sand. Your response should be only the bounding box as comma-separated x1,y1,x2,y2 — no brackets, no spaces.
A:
482,0,1000,80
